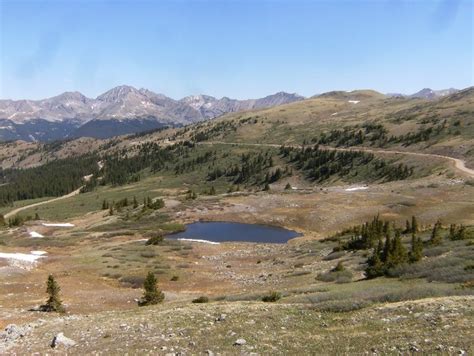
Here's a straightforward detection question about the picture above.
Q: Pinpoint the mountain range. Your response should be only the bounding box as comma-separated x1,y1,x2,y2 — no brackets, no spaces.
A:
0,86,458,141
0,86,304,141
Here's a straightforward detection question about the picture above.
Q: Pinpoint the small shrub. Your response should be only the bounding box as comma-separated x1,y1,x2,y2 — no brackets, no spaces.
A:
120,275,145,288
323,251,345,261
316,269,353,284
332,261,345,272
262,291,282,302
192,296,209,303
140,250,157,258
146,234,164,245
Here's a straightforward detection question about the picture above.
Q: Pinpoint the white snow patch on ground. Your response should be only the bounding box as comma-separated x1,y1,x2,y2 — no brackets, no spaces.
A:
30,250,47,255
0,251,46,270
348,100,360,104
42,223,75,227
345,186,368,191
177,238,220,245
29,231,44,238
331,112,338,116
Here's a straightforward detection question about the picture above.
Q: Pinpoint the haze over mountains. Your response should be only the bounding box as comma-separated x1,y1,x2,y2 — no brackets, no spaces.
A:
0,85,460,141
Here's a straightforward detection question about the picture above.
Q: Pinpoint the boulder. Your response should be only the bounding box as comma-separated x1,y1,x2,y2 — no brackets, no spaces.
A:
51,332,76,348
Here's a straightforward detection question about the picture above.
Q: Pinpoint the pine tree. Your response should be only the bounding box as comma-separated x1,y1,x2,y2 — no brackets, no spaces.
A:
449,224,456,240
209,186,216,195
381,232,392,262
457,225,467,240
366,247,384,279
138,271,164,306
411,216,418,233
109,205,114,216
284,182,292,190
133,196,138,209
34,213,40,220
102,199,108,210
387,232,408,268
42,275,64,312
405,220,411,234
409,232,423,263
430,220,443,245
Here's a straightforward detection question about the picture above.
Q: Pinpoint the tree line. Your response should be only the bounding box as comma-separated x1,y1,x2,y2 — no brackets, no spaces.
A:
0,155,99,207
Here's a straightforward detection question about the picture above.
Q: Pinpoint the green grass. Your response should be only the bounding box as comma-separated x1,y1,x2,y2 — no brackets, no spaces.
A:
0,196,52,215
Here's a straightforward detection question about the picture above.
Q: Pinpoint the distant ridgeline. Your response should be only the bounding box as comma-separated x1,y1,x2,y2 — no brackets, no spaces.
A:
0,140,414,208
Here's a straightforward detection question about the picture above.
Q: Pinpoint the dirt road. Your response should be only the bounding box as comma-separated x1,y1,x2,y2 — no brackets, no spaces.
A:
199,141,474,178
4,186,83,219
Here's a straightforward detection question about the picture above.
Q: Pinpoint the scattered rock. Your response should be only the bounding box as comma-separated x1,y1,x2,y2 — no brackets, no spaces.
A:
51,332,76,348
0,324,27,342
216,314,227,322
234,338,247,346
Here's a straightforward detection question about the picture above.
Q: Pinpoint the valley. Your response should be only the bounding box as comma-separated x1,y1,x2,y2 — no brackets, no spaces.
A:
0,88,473,354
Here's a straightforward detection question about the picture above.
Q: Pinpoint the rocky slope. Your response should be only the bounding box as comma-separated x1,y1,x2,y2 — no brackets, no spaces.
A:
2,297,472,354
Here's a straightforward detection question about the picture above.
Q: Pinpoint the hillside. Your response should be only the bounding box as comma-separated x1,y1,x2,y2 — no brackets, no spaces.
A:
166,87,474,166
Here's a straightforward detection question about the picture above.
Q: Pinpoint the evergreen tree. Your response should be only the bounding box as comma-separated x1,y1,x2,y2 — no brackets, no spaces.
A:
409,232,423,263
405,220,411,234
133,196,138,209
457,225,467,240
387,232,408,268
411,216,418,233
109,205,114,216
366,251,384,279
138,271,164,306
34,213,40,220
0,214,5,226
209,186,216,195
102,199,108,210
42,275,64,312
430,220,443,245
285,182,292,190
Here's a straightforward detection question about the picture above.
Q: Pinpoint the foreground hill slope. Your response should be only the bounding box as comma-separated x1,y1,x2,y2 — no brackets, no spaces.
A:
3,297,473,354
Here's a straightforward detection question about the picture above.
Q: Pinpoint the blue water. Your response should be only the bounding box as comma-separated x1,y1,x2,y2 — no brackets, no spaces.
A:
168,221,301,243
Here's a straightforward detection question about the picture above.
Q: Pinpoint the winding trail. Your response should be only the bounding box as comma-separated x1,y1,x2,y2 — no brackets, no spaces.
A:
4,186,83,219
198,141,474,178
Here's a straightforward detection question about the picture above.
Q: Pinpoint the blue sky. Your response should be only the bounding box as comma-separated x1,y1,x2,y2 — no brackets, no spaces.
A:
0,0,472,100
